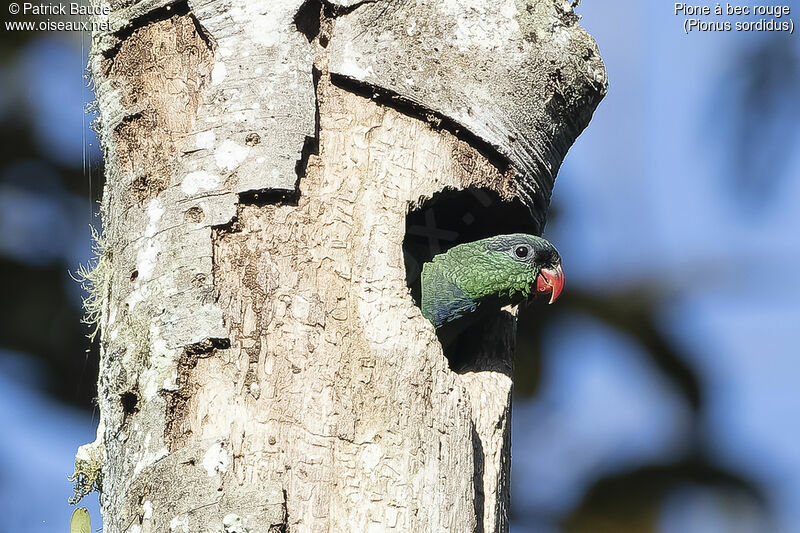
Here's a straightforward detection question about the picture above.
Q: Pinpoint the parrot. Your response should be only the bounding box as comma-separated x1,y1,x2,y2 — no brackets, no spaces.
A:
420,233,564,332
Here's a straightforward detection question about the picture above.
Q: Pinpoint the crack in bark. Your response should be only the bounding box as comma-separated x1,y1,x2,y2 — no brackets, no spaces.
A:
472,422,486,533
163,337,230,451
294,66,323,183
270,489,290,533
237,189,301,208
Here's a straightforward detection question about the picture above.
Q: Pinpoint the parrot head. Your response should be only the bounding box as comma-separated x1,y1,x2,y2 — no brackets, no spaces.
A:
466,233,564,305
420,233,565,330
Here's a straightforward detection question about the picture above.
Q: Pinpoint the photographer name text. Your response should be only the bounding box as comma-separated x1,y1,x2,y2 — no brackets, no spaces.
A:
17,2,110,16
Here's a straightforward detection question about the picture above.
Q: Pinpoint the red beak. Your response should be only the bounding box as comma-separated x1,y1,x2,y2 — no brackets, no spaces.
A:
535,264,565,304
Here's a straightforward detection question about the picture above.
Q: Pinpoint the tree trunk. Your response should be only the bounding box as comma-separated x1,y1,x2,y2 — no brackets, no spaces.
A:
74,1,605,531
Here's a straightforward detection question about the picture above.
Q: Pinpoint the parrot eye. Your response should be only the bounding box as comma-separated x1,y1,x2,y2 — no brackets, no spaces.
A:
513,245,530,259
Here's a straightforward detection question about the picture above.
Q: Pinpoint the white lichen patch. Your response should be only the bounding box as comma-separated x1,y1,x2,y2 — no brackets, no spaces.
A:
196,130,216,150
223,513,250,533
181,171,222,195
145,198,164,238
124,281,150,312
211,61,227,85
290,294,311,321
142,500,153,519
169,515,189,532
337,41,376,80
162,368,180,392
264,355,275,375
228,2,283,48
141,324,179,401
135,239,160,282
552,25,572,48
361,442,382,473
202,441,229,476
214,140,250,172
129,198,165,286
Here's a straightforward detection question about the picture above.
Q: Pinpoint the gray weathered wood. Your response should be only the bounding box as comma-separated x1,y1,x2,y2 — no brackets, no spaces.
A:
329,0,606,232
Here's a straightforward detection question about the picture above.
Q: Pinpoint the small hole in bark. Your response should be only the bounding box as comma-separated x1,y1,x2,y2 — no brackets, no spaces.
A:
184,337,231,356
130,270,139,282
404,187,535,300
403,187,536,370
121,391,140,416
184,206,205,223
293,0,322,42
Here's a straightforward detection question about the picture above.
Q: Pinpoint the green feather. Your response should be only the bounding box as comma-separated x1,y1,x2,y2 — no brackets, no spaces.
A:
420,233,560,329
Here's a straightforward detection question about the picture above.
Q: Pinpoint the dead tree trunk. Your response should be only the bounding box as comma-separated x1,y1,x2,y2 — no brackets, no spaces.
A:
74,1,605,531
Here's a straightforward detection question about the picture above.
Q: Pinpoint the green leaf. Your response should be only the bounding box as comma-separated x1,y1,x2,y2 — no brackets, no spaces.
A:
70,508,91,533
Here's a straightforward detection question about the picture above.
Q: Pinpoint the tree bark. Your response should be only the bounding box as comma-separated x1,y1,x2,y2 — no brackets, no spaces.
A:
74,1,605,531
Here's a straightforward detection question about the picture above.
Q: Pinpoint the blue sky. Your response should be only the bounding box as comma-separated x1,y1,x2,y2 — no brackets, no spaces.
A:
511,2,800,532
0,352,101,532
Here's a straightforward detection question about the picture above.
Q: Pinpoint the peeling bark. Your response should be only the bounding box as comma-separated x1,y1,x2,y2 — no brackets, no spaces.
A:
76,0,605,531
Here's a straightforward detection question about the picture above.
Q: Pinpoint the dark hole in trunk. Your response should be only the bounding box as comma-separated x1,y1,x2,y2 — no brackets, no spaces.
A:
403,187,537,371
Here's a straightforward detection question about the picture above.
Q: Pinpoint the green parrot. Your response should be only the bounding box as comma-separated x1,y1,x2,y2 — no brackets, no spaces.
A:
420,233,564,330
